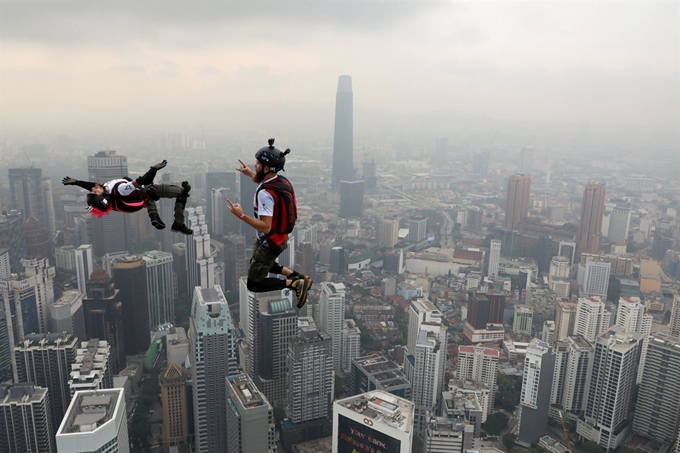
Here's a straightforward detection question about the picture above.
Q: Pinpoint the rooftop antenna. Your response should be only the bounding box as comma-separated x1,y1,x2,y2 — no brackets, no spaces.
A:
23,151,35,168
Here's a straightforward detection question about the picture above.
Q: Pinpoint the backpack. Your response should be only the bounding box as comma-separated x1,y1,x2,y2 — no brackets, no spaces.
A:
256,175,297,236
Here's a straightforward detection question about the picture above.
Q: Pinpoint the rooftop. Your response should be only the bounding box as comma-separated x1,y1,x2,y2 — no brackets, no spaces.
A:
58,389,123,435
228,374,268,410
0,384,47,405
458,345,500,357
336,390,414,434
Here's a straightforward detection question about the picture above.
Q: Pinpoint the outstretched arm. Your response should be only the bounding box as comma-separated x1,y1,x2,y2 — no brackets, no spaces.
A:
236,159,255,181
62,177,96,191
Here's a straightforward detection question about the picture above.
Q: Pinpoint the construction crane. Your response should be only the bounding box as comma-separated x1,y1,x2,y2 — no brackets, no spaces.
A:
558,410,574,453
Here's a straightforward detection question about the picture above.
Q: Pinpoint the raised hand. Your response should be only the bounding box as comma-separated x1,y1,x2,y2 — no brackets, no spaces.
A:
62,176,77,186
226,199,244,218
236,159,254,178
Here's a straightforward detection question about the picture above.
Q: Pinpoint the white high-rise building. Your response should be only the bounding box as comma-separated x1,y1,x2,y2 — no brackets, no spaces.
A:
142,250,174,329
517,339,555,447
425,417,474,453
513,305,534,335
457,345,499,416
615,297,652,383
608,207,632,244
210,187,230,236
574,297,611,343
550,341,569,406
74,244,93,296
561,335,593,413
68,339,113,395
407,299,443,354
549,256,571,298
411,323,447,438
578,327,643,451
225,374,276,453
55,245,76,271
341,319,361,373
319,282,346,372
670,296,680,338
189,286,237,453
183,207,215,291
542,320,555,344
56,388,128,453
488,239,501,279
333,390,414,453
582,259,611,297
42,177,57,239
0,250,9,280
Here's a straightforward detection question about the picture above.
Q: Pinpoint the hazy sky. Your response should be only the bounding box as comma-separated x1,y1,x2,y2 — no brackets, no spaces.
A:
1,1,678,144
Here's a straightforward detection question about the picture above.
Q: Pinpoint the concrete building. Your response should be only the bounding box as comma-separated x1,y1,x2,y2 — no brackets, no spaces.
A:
319,282,346,372
577,327,643,451
74,244,93,296
550,341,570,406
224,234,247,292
69,339,113,395
142,250,174,330
513,305,534,335
351,354,411,400
15,332,79,433
615,297,653,383
633,334,680,445
554,301,577,342
425,417,474,453
542,321,555,345
0,384,55,453
561,336,593,414
409,217,428,243
339,180,364,218
441,387,484,437
183,206,215,291
574,297,610,343
548,256,571,298
381,217,400,248
517,339,555,447
333,390,414,453
189,286,238,453
56,388,128,453
408,299,443,354
504,174,531,230
226,373,276,453
411,323,448,438
166,326,189,368
671,296,680,338
332,75,355,190
578,182,606,257
49,290,86,341
581,259,611,297
456,345,499,417
111,255,150,356
160,363,189,453
488,239,501,280
341,319,361,373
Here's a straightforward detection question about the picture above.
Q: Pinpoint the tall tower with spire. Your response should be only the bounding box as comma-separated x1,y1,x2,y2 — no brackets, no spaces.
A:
332,75,354,190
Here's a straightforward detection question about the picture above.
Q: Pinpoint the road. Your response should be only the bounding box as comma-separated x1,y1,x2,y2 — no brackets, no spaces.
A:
495,409,520,451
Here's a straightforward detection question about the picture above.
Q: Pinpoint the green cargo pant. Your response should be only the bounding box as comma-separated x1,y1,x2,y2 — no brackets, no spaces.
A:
146,184,186,225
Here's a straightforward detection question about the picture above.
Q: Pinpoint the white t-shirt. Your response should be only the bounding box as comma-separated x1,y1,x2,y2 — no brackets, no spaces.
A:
254,176,277,240
104,179,138,197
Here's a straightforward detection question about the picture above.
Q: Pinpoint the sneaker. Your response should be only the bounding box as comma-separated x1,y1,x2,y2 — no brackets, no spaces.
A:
292,277,312,309
171,222,193,235
289,271,309,282
149,214,165,230
177,181,192,205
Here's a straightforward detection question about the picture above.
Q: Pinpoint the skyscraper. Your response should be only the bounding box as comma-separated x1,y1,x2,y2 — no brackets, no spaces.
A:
88,151,130,256
362,159,377,189
407,299,443,354
518,146,534,174
0,211,25,273
341,319,361,373
74,244,93,296
457,345,499,416
0,307,11,383
281,317,333,450
351,354,411,400
224,234,247,292
14,332,79,434
56,388,128,453
513,305,533,335
319,282,346,372
329,246,345,274
578,182,606,257
333,390,414,453
25,216,53,261
42,177,56,239
548,256,571,298
582,258,611,297
205,171,236,235
670,296,680,338
555,301,578,342
381,217,400,248
111,255,150,355
83,268,126,374
580,327,643,450
561,335,593,414
249,291,297,408
517,339,555,447
332,75,354,190
0,384,55,453
8,167,48,225
615,297,653,383
190,286,237,453
160,362,189,452
182,206,215,291
339,180,364,218
142,250,174,329
411,323,447,438
574,297,610,343
226,373,277,453
409,217,428,243
488,239,501,279
504,174,531,230
607,207,631,244
49,290,86,341
633,334,680,445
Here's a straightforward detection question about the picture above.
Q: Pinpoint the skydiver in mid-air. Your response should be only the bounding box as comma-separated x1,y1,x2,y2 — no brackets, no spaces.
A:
62,160,194,235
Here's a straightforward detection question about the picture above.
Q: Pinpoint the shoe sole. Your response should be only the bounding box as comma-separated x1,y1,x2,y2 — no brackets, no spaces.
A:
296,278,313,309
150,220,166,230
171,228,193,235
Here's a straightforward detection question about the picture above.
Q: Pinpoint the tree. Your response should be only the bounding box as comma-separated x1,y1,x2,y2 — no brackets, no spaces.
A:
607,276,622,302
579,441,605,453
495,373,521,411
483,412,508,436
503,434,517,450
335,374,352,398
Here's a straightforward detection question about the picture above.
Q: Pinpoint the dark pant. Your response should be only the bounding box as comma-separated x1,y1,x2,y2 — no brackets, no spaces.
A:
146,184,186,225
246,240,289,292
